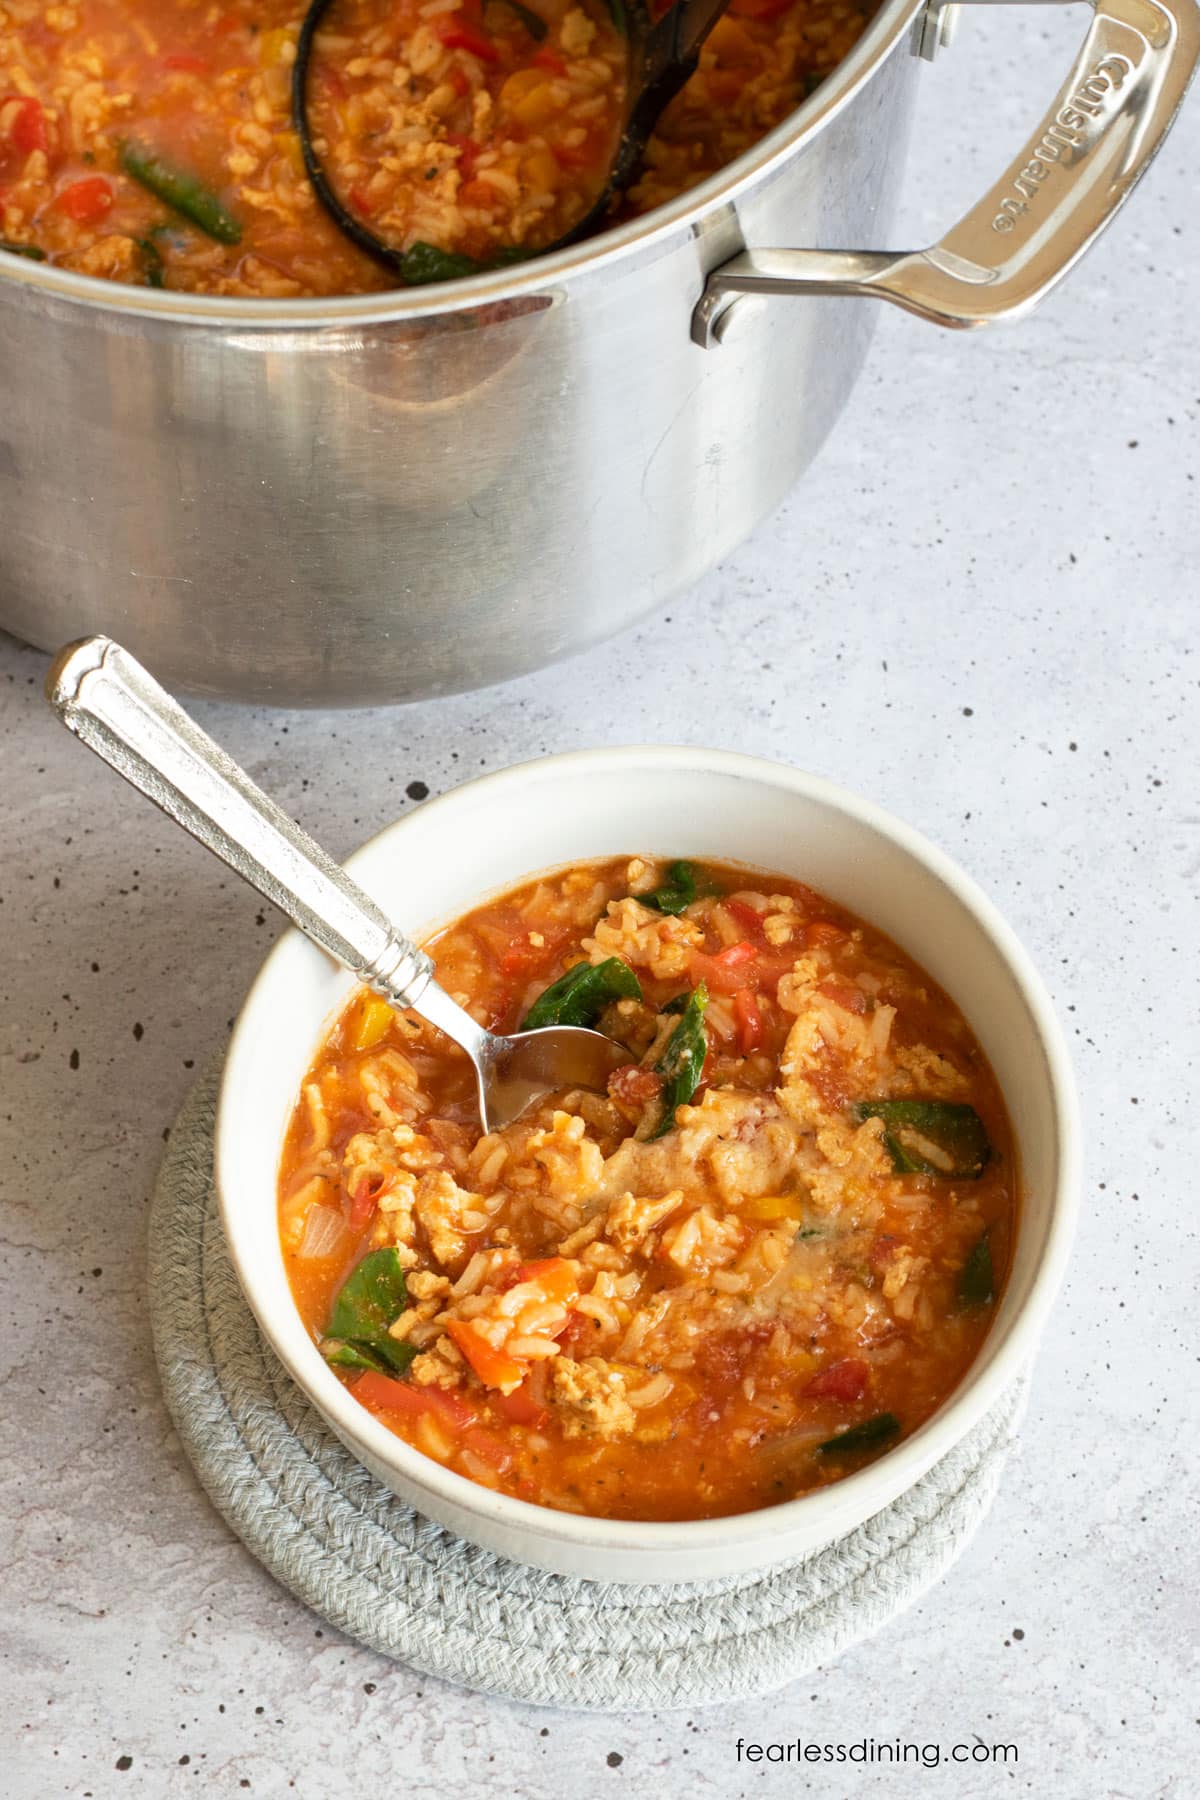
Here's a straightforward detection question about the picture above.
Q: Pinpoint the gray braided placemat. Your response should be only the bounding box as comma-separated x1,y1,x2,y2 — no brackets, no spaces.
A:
149,1066,1027,1711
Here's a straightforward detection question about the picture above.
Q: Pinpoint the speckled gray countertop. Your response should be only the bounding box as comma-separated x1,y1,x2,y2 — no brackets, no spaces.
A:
3,9,1198,1798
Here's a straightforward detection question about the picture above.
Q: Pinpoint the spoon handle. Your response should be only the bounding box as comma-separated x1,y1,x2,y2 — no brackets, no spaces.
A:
45,636,436,1008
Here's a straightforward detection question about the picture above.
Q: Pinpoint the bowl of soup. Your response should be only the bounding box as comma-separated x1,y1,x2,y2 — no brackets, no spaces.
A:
216,746,1079,1580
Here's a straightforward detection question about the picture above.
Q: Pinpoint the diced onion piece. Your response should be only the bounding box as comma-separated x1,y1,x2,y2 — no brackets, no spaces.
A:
299,1204,349,1260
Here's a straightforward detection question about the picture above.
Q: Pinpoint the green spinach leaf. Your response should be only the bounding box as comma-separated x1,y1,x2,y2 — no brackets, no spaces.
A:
399,241,485,285
323,1247,415,1375
322,1339,395,1373
817,1412,900,1457
638,860,699,916
957,1231,994,1307
649,982,708,1138
853,1100,991,1179
521,957,641,1030
119,140,242,243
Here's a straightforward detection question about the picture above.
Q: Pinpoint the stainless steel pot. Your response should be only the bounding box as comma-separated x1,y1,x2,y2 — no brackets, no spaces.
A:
0,0,1194,706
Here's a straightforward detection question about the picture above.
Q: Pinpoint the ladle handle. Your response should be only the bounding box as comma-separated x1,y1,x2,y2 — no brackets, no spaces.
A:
45,636,436,1007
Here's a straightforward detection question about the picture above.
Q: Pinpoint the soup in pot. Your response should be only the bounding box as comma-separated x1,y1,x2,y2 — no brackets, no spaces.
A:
0,0,875,294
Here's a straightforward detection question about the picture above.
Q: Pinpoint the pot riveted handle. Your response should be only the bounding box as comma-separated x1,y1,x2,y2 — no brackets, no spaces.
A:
692,0,1199,345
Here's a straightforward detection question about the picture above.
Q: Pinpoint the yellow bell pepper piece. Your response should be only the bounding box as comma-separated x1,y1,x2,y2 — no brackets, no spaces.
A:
741,1193,808,1223
350,994,395,1053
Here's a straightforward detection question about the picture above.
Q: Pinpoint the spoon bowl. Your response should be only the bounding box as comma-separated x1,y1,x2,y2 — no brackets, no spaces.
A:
46,637,631,1133
418,978,632,1130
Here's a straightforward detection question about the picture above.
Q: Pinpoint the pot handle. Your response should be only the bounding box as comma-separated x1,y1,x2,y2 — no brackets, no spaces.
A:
692,0,1199,345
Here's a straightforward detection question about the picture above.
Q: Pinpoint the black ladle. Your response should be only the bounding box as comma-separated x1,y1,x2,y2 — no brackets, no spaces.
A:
293,0,735,281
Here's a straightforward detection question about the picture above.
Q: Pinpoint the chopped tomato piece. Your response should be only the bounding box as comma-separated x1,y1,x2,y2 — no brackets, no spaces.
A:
354,1370,478,1429
444,131,480,180
551,139,599,171
162,52,209,74
436,21,501,62
476,910,568,979
55,176,113,223
803,1358,870,1403
870,1234,898,1270
689,939,757,993
458,177,497,208
724,897,767,940
514,1256,579,1307
805,920,848,948
493,1383,550,1427
349,184,374,219
817,977,868,1015
446,1320,526,1391
753,951,803,993
3,95,47,157
608,1063,663,1108
533,47,568,74
733,989,763,1054
462,1426,514,1472
704,69,748,106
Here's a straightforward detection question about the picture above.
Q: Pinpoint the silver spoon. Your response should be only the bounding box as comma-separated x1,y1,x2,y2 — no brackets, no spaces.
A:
46,637,630,1131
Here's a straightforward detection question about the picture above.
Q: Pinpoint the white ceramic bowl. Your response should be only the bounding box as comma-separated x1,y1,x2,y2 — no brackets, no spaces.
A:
216,748,1080,1584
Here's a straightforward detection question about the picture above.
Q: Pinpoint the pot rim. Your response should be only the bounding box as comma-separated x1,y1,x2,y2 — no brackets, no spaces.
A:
0,0,921,331
215,745,1081,1568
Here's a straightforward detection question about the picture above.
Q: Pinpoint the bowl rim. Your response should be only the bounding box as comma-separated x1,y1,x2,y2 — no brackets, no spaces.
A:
216,745,1081,1555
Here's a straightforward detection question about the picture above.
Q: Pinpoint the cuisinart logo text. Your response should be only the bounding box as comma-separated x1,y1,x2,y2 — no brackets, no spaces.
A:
992,53,1135,233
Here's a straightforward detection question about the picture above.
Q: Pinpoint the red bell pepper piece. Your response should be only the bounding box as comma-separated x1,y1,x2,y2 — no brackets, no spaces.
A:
354,1370,478,1429
689,939,757,993
436,21,501,62
55,176,113,223
446,1320,526,1391
493,1383,550,1428
3,96,48,157
733,989,763,1054
444,132,480,180
803,1358,870,1402
348,1177,381,1234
